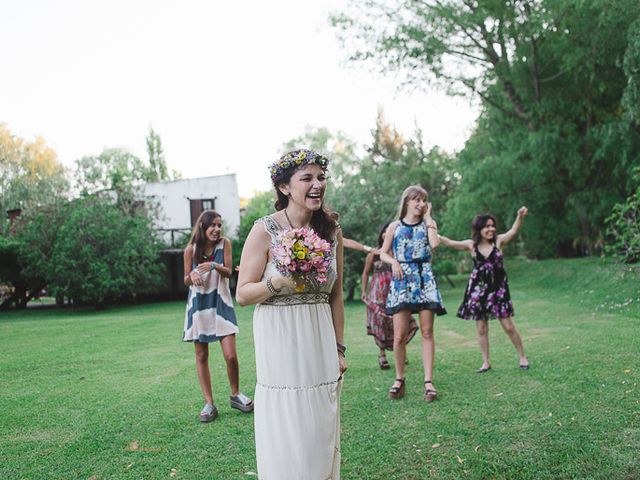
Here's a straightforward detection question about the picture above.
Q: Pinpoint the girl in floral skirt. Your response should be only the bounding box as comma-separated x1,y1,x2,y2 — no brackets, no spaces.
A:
361,223,418,369
438,207,530,373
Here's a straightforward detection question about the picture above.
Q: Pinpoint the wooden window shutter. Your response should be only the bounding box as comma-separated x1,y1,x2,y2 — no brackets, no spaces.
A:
190,199,203,227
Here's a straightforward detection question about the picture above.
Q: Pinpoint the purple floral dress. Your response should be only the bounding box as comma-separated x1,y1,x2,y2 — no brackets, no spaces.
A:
365,260,418,350
457,245,514,320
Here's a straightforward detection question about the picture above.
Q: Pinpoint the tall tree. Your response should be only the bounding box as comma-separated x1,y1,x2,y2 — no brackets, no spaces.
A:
282,125,362,188
144,126,171,182
75,148,146,198
317,114,456,298
332,0,640,256
0,124,68,226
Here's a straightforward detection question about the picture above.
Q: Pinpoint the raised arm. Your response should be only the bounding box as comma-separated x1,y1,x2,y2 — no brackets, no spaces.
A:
438,235,473,252
235,221,294,306
497,206,528,248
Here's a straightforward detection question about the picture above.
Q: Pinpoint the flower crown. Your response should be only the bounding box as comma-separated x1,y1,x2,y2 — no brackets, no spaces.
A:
269,149,329,183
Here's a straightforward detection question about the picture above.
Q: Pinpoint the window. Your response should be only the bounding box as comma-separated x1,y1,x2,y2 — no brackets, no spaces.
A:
190,198,215,226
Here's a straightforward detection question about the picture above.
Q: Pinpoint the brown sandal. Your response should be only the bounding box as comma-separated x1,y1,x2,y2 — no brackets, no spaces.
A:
379,356,390,370
389,378,405,400
424,380,437,403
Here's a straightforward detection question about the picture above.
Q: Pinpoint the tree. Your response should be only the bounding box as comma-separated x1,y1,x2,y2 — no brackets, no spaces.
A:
41,196,164,307
0,124,68,229
0,236,29,309
332,0,640,257
282,125,362,188
606,168,640,263
0,202,69,309
75,148,146,198
144,126,172,183
232,190,274,270
310,113,458,298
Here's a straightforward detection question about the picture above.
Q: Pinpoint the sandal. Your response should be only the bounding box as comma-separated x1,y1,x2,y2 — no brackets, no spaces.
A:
379,356,390,370
229,393,254,413
199,403,219,422
477,366,492,373
388,378,406,400
424,381,437,403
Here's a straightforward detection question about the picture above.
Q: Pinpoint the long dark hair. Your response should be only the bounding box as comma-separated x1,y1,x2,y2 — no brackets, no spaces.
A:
273,151,338,242
188,210,221,265
471,213,497,247
373,222,391,262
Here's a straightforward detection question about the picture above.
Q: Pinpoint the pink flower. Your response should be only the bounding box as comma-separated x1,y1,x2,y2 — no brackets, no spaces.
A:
299,261,311,272
272,226,334,287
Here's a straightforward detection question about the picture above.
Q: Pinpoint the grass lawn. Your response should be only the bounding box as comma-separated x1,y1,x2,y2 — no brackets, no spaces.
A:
1,257,638,479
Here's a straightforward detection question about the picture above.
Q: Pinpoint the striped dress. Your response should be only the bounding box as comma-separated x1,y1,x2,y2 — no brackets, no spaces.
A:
183,239,238,342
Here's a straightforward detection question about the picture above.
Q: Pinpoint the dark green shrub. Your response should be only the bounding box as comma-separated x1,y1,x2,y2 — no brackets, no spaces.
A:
606,167,640,263
46,197,164,306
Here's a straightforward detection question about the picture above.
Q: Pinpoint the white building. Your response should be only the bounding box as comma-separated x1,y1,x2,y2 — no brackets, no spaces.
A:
143,173,240,245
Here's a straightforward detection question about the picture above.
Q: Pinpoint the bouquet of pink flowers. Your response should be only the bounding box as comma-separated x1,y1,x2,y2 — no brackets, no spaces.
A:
272,227,333,292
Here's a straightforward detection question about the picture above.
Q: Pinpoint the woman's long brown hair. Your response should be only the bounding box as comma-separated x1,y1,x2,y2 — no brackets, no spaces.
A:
188,210,221,265
471,213,497,247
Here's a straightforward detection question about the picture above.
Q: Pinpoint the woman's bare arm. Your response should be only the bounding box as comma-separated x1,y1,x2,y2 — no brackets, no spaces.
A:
235,221,294,306
497,206,528,248
361,252,374,301
438,235,473,252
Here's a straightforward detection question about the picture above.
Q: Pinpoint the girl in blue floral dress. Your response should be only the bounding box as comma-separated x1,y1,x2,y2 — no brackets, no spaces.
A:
379,185,446,402
439,207,530,373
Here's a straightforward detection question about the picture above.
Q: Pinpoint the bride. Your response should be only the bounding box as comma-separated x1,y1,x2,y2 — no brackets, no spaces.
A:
236,149,347,480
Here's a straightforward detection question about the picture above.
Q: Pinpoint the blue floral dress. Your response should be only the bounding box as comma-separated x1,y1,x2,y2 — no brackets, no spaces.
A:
457,245,514,320
385,220,446,316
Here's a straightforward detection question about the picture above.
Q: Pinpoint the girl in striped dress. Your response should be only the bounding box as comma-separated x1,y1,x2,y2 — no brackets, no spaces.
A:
183,210,253,422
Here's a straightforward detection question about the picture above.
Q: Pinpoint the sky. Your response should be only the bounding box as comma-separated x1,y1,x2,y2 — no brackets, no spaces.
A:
1,0,478,197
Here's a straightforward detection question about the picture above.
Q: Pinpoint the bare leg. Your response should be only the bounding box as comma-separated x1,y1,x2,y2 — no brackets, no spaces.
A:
194,342,213,405
419,310,436,390
391,311,411,388
499,317,528,366
476,320,491,370
378,347,390,369
220,334,240,396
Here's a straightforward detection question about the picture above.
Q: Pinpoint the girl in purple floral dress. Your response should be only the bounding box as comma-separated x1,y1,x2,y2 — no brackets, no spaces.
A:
439,207,530,373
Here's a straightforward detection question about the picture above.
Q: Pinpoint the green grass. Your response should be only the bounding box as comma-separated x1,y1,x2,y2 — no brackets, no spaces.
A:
1,257,638,479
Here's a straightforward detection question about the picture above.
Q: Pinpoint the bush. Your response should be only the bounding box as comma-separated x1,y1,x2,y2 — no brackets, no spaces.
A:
0,236,27,308
12,196,165,307
606,167,640,263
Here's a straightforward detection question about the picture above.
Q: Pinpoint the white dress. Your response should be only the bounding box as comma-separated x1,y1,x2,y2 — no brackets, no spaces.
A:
253,215,341,480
